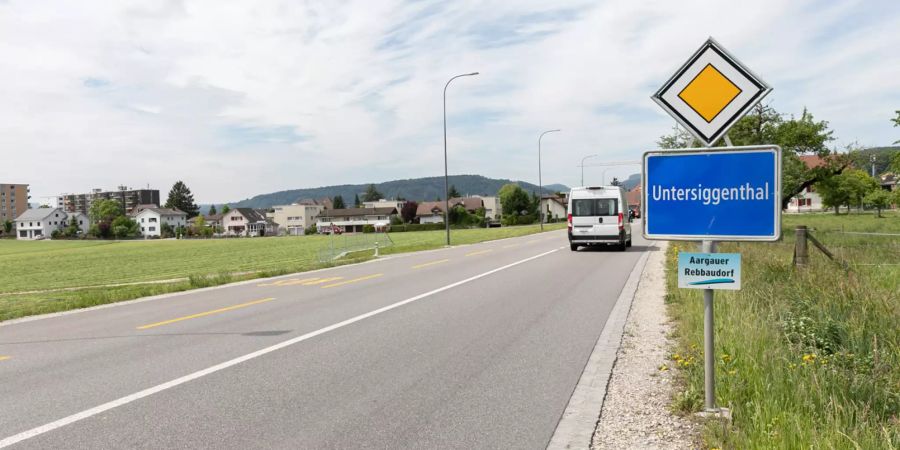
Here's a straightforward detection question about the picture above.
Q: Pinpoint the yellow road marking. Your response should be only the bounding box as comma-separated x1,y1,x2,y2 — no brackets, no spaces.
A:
0,356,10,362
466,249,493,257
301,277,343,286
136,298,276,330
321,274,384,289
412,259,450,269
257,278,319,287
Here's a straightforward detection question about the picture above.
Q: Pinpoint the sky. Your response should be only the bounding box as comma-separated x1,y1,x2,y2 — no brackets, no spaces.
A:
2,0,899,205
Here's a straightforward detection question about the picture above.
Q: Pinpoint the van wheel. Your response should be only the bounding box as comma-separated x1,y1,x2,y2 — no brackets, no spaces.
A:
570,244,579,251
618,239,627,251
626,238,632,248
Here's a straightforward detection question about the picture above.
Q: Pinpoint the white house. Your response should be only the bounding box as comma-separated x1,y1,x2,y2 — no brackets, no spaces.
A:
222,208,269,236
539,195,568,222
362,199,405,211
472,195,502,220
785,155,826,213
15,208,68,240
134,207,188,237
66,211,90,235
316,207,397,233
271,203,324,235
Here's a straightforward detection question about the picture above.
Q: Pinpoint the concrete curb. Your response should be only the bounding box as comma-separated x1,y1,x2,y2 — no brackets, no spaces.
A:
547,244,656,449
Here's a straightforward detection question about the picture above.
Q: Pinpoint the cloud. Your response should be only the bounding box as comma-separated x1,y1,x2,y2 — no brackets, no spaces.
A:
1,0,898,204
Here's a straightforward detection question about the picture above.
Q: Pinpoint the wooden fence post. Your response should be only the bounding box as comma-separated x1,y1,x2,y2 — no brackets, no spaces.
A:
794,225,809,267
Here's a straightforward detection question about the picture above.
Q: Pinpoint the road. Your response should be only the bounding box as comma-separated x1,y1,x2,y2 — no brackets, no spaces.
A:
0,226,654,449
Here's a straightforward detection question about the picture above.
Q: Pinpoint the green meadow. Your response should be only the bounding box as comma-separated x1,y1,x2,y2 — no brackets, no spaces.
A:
667,211,899,449
0,223,565,321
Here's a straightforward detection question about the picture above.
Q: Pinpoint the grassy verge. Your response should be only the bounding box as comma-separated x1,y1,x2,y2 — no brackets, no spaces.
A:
0,223,565,322
666,212,899,448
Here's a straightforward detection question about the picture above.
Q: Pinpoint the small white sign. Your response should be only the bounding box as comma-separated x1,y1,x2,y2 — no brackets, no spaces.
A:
678,252,742,290
652,37,771,147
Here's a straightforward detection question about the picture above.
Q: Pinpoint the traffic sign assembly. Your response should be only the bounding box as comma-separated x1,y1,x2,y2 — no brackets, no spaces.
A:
652,37,772,147
642,145,782,241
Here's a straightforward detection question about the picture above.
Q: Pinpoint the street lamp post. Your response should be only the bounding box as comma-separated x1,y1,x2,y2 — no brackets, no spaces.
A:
538,129,561,231
580,154,599,186
443,72,479,246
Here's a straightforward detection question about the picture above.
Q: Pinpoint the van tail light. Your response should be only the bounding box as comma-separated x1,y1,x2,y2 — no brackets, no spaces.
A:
567,214,573,231
617,212,624,231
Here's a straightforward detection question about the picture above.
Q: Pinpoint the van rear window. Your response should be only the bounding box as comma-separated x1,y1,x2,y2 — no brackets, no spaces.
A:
572,198,618,216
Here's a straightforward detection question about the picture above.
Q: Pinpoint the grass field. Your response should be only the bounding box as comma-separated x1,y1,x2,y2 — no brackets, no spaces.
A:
0,223,565,322
666,211,899,448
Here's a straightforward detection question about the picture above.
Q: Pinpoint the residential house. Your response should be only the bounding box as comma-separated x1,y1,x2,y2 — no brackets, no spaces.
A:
297,198,333,210
415,197,485,224
362,199,405,211
66,211,90,235
58,187,159,215
785,155,828,213
133,207,188,237
316,207,398,233
1,183,29,224
15,208,68,240
222,208,269,236
539,194,568,222
271,203,324,235
471,195,501,220
188,213,223,232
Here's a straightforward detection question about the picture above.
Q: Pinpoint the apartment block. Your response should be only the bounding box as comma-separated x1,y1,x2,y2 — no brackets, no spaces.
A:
0,183,30,223
58,186,160,215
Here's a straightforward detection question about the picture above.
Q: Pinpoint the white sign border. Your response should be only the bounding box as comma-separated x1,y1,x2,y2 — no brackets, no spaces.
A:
641,145,782,242
652,37,772,147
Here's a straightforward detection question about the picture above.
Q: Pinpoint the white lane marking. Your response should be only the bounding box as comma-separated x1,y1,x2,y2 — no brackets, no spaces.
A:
0,248,561,448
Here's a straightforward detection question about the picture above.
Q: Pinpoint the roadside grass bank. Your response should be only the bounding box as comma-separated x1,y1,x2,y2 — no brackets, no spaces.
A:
666,212,899,448
0,224,565,322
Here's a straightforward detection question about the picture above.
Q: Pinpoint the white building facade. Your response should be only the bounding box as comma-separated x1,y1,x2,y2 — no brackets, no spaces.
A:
272,204,324,235
15,208,68,240
134,208,188,237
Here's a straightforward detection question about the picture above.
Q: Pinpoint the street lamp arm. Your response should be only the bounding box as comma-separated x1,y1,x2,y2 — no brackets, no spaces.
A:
443,72,479,246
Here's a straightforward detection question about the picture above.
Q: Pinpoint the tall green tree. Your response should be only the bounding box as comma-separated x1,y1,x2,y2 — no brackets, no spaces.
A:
448,185,461,199
658,105,846,209
89,199,123,224
2,220,12,235
332,195,346,209
353,194,361,207
864,189,893,218
208,204,217,215
362,184,383,202
165,181,200,218
818,169,878,214
498,184,536,225
221,204,231,214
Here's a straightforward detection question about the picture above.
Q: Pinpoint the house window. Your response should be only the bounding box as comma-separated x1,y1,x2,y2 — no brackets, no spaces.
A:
149,218,157,223
19,230,26,237
149,227,156,232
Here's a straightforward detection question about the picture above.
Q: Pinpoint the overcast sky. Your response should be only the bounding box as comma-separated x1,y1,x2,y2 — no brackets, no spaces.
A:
2,0,898,205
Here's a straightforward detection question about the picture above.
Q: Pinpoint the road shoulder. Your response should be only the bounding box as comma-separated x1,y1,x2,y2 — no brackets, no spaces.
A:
591,241,699,449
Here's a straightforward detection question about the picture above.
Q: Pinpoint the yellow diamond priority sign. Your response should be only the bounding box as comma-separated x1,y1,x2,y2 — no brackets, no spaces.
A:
653,38,771,146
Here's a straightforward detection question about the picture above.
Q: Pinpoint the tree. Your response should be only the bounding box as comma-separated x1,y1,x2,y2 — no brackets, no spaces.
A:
448,185,461,199
221,204,231,215
818,169,878,214
498,184,536,225
193,215,206,234
332,195,346,209
39,204,51,208
656,124,697,149
353,194,361,207
165,181,200,218
209,204,217,215
401,201,418,223
864,189,893,218
110,215,140,239
893,110,900,144
161,222,175,238
2,220,12,235
362,184,382,202
89,199,122,224
890,151,900,174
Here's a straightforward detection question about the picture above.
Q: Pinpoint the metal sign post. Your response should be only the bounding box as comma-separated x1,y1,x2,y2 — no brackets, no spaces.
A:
646,37,776,418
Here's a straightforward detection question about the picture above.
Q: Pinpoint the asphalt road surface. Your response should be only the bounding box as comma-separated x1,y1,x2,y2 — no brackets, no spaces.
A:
0,226,654,449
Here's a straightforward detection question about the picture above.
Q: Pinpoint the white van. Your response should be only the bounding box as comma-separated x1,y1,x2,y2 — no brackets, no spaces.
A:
567,186,632,251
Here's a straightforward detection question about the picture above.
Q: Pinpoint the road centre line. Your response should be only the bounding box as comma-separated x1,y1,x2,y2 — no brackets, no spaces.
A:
136,298,276,330
0,248,560,449
300,277,343,286
320,274,383,289
465,249,493,257
257,278,319,287
412,259,450,269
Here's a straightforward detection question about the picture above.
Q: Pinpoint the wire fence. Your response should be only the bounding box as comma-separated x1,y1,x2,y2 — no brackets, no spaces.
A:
316,232,394,262
800,229,900,267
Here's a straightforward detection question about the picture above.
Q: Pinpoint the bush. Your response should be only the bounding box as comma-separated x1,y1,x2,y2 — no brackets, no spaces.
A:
362,225,375,233
305,224,318,235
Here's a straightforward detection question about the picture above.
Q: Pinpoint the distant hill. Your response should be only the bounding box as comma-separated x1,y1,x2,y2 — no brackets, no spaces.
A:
206,175,570,211
850,146,899,175
620,173,641,190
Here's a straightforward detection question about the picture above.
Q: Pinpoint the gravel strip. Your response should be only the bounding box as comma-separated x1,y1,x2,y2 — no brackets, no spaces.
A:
592,242,699,449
